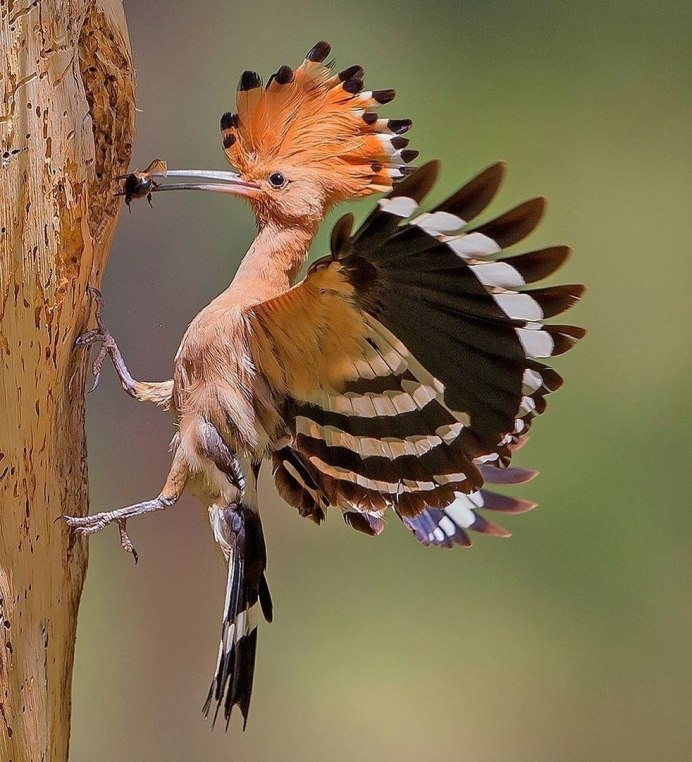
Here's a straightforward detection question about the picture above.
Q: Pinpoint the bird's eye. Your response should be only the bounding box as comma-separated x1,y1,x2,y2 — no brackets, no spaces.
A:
268,172,286,188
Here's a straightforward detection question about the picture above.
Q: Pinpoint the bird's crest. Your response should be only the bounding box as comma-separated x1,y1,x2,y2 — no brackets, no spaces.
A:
220,41,417,200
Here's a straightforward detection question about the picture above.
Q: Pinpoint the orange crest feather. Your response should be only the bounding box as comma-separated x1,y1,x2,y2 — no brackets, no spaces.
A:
220,42,417,200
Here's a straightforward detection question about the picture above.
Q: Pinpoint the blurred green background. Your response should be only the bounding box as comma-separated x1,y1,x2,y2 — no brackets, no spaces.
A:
70,1,692,760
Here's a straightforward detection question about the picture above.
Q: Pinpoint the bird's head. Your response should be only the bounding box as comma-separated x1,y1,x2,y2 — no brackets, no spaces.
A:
220,41,417,227
153,42,416,228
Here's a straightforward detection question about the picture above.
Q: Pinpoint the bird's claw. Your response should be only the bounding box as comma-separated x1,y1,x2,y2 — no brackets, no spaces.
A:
59,512,139,563
117,519,139,564
76,288,117,393
61,511,112,535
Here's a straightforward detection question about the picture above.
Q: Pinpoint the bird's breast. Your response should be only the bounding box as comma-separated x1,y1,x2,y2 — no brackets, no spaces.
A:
172,304,278,457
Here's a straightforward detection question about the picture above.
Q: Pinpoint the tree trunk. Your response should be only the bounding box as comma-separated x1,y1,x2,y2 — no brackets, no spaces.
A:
0,2,134,759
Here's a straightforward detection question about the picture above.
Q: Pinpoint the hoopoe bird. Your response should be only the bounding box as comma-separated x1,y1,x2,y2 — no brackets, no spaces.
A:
63,41,585,728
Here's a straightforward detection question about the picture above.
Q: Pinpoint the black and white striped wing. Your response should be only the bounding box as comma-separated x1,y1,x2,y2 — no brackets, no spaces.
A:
258,161,584,545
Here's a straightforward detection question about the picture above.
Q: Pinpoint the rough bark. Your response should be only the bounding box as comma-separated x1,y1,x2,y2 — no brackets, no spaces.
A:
0,2,135,759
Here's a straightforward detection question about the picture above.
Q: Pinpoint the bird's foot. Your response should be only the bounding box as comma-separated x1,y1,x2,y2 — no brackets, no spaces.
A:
76,287,137,395
61,511,138,562
60,494,176,563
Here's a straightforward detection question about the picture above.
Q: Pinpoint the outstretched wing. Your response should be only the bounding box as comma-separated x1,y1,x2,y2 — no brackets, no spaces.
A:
249,161,584,544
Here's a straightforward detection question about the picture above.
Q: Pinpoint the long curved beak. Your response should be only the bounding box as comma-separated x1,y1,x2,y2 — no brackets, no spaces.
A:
153,169,259,197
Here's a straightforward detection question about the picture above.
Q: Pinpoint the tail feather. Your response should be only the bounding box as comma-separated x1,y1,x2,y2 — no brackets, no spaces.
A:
204,504,272,730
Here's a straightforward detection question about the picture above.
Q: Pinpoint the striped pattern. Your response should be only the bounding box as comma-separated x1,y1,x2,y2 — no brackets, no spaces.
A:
401,463,538,547
204,504,272,729
220,41,417,198
252,161,584,544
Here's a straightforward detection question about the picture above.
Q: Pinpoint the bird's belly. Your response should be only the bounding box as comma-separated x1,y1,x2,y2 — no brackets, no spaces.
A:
186,459,238,505
175,408,267,511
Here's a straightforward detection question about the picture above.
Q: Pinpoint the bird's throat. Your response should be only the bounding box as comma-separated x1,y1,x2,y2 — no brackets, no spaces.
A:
227,220,320,305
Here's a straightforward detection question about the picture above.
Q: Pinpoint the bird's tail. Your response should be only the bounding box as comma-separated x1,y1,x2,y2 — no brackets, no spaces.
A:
204,503,273,730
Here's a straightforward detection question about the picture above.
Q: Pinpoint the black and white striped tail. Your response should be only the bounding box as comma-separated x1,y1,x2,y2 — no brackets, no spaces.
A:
204,504,273,730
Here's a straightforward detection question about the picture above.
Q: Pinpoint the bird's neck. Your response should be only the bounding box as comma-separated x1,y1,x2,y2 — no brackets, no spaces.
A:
226,221,320,305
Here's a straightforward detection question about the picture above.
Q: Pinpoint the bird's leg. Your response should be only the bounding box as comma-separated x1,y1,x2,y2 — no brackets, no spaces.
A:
61,456,188,562
77,287,173,406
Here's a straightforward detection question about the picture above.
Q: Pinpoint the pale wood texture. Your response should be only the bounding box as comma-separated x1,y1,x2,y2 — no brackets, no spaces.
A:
0,2,135,759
